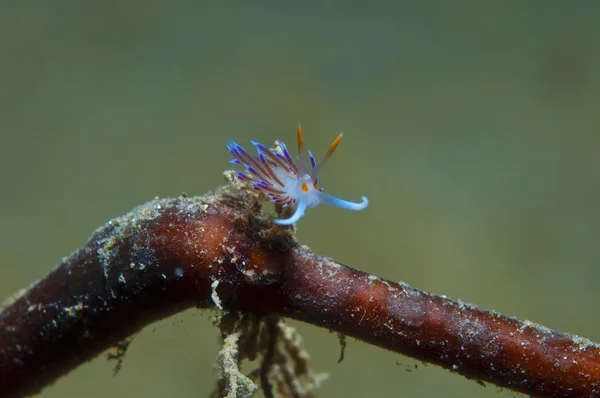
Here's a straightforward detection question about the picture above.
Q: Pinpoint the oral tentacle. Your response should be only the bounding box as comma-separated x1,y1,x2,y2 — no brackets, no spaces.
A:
273,199,308,225
316,191,369,211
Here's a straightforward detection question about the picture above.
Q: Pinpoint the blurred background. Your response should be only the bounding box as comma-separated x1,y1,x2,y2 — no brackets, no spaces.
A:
1,1,600,397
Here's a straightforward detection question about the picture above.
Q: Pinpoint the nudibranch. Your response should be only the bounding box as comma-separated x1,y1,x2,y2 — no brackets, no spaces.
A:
227,125,369,225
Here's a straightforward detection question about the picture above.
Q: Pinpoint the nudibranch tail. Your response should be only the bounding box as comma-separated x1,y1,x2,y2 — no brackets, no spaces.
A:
227,125,368,225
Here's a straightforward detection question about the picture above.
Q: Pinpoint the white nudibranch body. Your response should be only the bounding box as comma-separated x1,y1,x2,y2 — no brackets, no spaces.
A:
227,125,368,225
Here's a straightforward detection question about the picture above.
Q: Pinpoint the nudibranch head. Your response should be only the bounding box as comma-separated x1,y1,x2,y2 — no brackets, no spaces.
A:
227,125,368,225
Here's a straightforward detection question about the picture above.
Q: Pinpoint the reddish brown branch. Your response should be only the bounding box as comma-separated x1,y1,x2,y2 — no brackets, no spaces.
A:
1,190,599,397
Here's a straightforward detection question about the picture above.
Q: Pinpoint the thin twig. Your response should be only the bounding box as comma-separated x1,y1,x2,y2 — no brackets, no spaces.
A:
259,317,280,398
1,189,599,397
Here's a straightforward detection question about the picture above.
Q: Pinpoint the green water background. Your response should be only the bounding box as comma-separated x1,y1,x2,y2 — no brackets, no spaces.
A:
1,2,600,397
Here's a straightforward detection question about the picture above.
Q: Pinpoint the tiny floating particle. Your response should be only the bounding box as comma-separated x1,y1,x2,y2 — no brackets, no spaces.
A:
227,125,369,225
